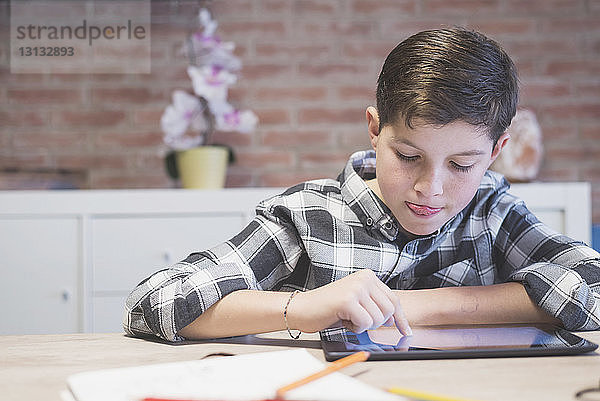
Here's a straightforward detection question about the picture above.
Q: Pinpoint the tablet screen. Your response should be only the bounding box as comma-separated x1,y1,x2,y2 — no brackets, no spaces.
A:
320,324,598,361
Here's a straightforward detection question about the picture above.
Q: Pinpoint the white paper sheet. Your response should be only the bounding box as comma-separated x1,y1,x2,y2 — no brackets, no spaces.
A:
67,348,404,401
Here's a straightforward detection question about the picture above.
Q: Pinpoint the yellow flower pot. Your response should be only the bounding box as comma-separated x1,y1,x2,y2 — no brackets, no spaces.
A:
176,146,229,189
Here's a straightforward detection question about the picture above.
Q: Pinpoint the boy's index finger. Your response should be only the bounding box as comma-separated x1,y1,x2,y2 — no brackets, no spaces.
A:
392,303,413,337
370,274,413,336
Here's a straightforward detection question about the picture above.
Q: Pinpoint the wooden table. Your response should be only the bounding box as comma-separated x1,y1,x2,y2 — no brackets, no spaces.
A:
2,330,600,401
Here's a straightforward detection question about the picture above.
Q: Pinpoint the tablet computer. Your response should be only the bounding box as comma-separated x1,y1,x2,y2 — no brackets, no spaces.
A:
320,324,598,361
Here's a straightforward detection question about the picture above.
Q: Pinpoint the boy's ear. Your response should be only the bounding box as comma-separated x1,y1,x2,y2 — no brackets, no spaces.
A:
488,132,511,167
366,106,380,149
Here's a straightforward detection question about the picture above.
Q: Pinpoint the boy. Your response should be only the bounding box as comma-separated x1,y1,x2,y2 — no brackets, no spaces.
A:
124,28,600,342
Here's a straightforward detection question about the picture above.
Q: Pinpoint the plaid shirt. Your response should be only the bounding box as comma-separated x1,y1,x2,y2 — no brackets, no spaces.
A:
124,150,600,342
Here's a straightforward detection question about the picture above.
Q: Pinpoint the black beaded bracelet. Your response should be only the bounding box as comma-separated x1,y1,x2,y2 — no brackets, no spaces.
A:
284,290,301,339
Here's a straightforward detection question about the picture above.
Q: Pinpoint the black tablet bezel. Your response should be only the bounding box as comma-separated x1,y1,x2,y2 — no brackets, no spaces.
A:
320,324,598,361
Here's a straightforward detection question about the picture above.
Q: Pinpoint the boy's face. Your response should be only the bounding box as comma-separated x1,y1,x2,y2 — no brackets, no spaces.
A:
365,107,509,237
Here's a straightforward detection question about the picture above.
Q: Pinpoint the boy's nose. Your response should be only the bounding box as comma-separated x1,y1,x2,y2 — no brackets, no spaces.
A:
413,169,444,198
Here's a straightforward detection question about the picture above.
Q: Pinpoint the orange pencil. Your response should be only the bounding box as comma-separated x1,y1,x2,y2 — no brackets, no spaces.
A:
275,351,370,399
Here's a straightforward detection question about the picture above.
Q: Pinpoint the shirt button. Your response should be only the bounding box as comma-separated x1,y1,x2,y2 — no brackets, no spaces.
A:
384,222,393,230
366,218,373,226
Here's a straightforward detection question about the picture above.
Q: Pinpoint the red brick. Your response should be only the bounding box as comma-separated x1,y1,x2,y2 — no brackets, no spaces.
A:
256,87,327,102
537,165,579,181
343,41,396,58
262,130,333,147
339,130,371,148
235,150,294,169
539,103,600,120
337,86,375,100
0,152,49,169
581,165,600,183
225,171,255,188
423,0,501,16
219,21,285,36
254,108,290,125
90,171,170,189
380,20,454,38
292,0,340,15
539,123,578,140
520,81,571,102
56,153,129,170
504,0,585,15
54,110,127,127
544,142,599,161
298,107,364,124
3,73,47,84
226,86,249,103
91,88,164,104
129,152,166,170
95,131,163,148
581,125,600,140
575,81,600,98
0,110,48,126
295,21,375,38
134,108,165,126
468,19,537,35
259,171,332,187
298,64,369,79
298,151,351,168
211,0,255,15
540,17,600,33
12,131,88,149
255,43,332,59
213,130,254,147
503,38,579,59
7,89,82,104
241,64,292,80
351,0,417,15
545,60,600,76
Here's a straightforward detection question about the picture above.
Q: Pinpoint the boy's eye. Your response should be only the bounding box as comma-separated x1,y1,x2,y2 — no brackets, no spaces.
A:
396,152,419,162
450,161,474,172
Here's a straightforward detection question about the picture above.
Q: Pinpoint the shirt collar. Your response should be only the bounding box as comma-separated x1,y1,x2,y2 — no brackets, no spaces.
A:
338,150,401,241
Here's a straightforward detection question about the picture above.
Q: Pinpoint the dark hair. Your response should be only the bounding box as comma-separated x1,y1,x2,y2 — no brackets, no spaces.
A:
376,28,518,145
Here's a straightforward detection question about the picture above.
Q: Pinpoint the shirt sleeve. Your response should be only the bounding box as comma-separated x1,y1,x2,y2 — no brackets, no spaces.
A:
123,201,305,342
494,202,600,331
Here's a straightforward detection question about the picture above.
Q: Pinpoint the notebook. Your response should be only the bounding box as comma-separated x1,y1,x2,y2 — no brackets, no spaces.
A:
65,348,403,401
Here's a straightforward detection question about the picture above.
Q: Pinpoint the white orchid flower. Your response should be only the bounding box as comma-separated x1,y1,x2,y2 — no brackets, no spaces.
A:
187,65,236,103
161,90,209,150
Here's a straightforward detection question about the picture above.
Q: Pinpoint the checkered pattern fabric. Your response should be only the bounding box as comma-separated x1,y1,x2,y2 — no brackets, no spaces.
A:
124,150,600,342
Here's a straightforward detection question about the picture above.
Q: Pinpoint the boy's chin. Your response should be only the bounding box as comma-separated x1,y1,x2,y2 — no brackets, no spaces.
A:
399,220,445,238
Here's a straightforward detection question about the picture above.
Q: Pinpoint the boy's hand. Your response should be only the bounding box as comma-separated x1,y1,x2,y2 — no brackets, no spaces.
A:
288,269,412,336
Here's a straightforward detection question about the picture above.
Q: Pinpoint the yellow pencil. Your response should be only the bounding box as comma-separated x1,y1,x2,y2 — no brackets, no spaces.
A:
388,386,481,401
275,351,370,399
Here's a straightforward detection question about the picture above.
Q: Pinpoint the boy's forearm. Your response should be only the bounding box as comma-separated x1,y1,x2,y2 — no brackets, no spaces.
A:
394,282,561,327
178,281,561,340
177,289,291,339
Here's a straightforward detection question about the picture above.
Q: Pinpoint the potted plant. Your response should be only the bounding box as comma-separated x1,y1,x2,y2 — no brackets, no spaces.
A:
161,8,257,189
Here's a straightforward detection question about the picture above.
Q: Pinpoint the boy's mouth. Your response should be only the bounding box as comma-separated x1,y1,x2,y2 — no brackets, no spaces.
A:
405,202,442,216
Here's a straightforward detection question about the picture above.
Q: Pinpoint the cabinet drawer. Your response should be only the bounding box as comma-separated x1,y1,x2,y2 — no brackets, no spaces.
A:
91,214,244,293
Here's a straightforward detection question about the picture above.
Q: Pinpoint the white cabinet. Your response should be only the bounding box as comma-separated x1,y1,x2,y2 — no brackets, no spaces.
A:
0,183,592,335
0,218,80,334
0,189,282,335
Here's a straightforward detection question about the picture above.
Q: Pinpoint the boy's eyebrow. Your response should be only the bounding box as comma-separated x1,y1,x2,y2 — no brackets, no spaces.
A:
393,137,487,156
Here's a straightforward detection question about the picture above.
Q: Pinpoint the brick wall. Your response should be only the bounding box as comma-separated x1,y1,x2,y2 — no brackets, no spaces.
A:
1,0,599,222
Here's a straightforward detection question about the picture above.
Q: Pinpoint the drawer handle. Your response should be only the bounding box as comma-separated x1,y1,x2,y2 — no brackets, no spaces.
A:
162,250,173,264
